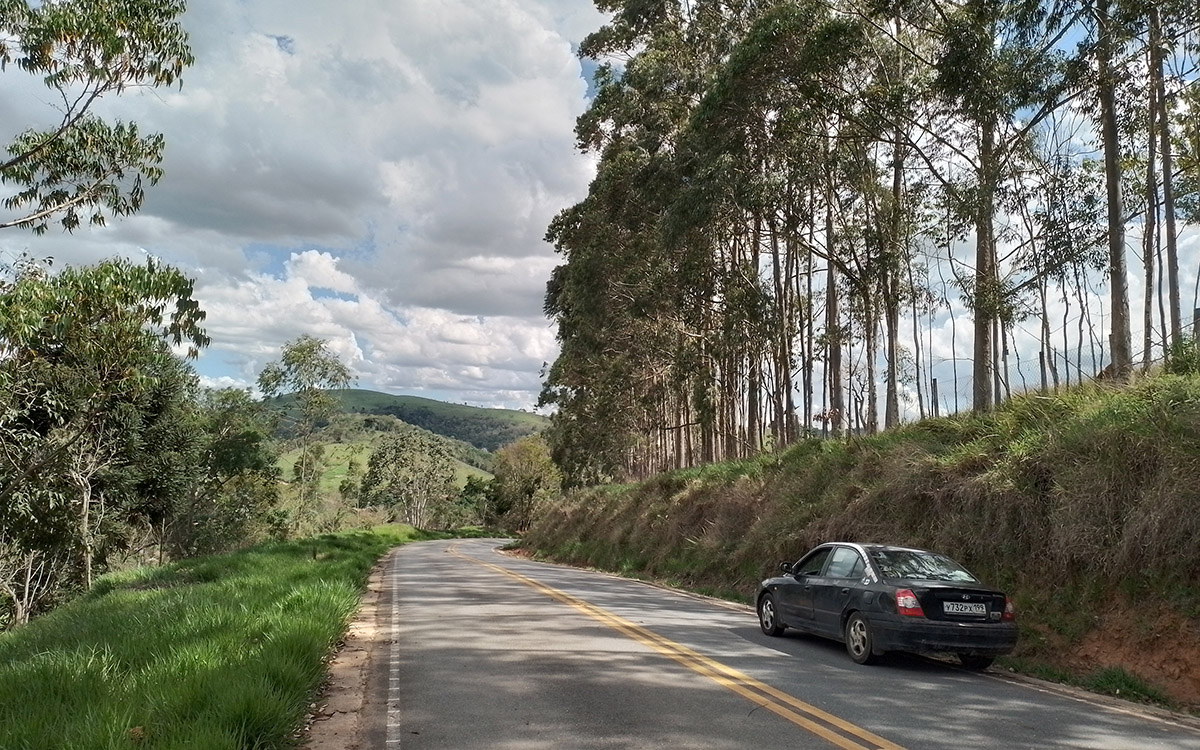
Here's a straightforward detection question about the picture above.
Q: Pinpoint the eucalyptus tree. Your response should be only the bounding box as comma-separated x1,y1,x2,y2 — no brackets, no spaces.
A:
0,0,193,234
855,0,952,428
545,0,713,481
1009,120,1106,385
257,335,352,528
1142,0,1200,345
1087,0,1134,377
926,0,1084,410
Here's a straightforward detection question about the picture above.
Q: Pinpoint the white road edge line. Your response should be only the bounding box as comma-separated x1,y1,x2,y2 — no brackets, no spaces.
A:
386,550,402,748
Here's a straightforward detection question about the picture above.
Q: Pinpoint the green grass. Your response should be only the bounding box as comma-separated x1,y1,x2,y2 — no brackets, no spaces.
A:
1083,666,1173,705
999,659,1174,708
0,526,446,750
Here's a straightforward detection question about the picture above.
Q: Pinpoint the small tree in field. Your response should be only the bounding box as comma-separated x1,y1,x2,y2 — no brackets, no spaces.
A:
257,336,352,531
359,430,457,529
490,435,561,533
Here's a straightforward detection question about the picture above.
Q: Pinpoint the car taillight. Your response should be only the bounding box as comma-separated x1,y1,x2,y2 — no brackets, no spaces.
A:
896,588,924,617
1002,596,1015,622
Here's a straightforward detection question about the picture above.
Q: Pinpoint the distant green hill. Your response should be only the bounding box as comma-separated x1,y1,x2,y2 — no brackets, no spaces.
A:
264,389,548,453
328,389,548,452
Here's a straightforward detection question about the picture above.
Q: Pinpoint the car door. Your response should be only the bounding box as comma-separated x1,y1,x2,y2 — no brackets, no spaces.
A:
811,546,866,637
776,547,832,629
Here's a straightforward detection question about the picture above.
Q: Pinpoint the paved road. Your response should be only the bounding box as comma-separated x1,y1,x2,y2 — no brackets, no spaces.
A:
361,538,1200,749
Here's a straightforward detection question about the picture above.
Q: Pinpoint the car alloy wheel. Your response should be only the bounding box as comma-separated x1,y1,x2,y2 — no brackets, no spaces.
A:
758,593,784,636
845,612,876,664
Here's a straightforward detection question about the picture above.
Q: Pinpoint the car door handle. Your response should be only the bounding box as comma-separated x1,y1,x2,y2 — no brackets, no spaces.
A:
840,588,850,595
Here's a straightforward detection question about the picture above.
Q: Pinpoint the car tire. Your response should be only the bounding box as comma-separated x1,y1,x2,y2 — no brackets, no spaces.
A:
758,593,785,636
958,654,994,670
845,612,877,664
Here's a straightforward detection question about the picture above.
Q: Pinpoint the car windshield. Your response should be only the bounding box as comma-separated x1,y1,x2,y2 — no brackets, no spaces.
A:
868,549,978,582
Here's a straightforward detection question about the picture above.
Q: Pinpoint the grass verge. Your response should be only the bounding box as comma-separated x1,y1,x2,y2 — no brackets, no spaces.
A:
0,525,447,750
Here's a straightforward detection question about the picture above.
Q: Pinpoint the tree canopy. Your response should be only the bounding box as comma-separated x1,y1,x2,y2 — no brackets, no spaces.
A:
0,0,193,234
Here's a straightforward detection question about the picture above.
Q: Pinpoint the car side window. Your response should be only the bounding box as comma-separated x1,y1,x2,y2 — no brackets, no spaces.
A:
825,547,864,579
794,548,832,576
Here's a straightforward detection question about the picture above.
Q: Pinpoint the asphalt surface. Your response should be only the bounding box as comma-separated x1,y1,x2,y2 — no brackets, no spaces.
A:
362,538,1200,749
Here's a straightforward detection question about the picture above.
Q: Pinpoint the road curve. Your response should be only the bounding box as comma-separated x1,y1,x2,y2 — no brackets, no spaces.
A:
357,538,1200,750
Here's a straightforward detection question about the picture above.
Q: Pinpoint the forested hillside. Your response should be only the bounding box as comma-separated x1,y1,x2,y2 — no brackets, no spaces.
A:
522,369,1200,709
541,0,1200,488
267,389,547,452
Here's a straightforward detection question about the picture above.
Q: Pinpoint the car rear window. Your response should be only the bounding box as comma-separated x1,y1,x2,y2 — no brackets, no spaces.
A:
868,550,978,582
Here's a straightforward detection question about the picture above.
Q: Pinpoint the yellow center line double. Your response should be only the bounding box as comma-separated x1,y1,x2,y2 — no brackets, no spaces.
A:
449,545,905,750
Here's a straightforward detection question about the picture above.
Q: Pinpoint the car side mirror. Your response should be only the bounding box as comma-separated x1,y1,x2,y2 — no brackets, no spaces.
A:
778,561,793,574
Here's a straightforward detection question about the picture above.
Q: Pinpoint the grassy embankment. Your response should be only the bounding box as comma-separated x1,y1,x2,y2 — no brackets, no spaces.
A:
522,373,1200,710
0,526,465,749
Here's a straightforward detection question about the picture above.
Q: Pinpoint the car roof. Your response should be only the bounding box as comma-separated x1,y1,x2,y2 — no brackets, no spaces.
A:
823,542,935,555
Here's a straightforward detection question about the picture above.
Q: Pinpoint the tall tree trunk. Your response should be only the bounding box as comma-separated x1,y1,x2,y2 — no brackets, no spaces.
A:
908,261,926,420
1150,6,1181,347
805,184,816,437
1040,278,1060,390
885,7,905,428
770,216,788,447
1098,0,1132,378
866,290,879,434
883,289,901,428
826,163,844,438
1142,73,1159,370
972,120,997,411
78,480,93,590
782,220,797,445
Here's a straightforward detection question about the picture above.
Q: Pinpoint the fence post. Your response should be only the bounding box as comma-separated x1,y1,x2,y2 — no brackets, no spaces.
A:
931,378,939,418
1039,350,1048,394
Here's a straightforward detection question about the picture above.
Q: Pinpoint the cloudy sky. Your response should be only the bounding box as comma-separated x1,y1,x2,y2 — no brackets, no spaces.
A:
4,2,1197,421
1,0,607,410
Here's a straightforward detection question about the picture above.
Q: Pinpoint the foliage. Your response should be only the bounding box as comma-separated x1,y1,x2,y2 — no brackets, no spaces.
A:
489,435,561,532
358,430,459,529
258,336,354,433
163,388,281,558
0,256,209,619
459,476,491,526
0,0,193,233
1164,336,1200,376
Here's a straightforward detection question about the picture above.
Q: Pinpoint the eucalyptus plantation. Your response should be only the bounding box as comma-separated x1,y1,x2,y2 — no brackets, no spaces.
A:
544,0,1199,485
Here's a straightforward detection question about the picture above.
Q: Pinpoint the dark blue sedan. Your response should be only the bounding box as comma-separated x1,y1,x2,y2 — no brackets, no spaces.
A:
756,542,1018,668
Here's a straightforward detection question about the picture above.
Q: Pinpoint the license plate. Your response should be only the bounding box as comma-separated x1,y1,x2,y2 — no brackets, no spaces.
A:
943,601,986,616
